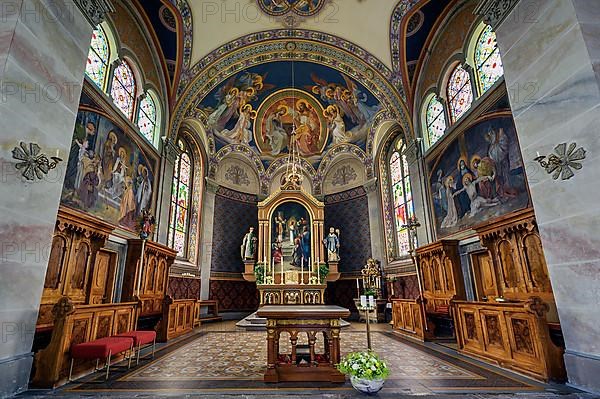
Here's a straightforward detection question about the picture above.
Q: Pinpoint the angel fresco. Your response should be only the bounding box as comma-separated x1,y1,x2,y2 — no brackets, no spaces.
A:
205,72,274,144
306,73,380,146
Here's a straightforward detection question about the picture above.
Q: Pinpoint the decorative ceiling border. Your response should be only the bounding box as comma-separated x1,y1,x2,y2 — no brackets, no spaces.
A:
170,29,412,155
169,0,193,97
389,0,420,87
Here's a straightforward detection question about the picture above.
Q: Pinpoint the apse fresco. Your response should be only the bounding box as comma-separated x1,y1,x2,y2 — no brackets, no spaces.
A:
198,61,382,168
61,108,157,232
428,115,530,237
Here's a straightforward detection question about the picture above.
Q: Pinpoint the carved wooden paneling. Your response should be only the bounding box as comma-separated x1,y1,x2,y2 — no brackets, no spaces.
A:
416,240,465,315
122,240,177,317
471,251,498,300
32,298,138,388
88,249,118,305
474,209,557,322
391,298,425,341
38,207,115,330
158,296,197,342
452,298,565,382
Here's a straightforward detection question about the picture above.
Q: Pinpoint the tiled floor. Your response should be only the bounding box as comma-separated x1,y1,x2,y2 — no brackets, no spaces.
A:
19,321,598,398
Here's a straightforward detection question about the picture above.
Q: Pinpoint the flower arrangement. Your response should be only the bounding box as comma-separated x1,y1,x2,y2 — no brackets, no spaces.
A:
337,351,390,380
254,264,265,284
319,263,329,281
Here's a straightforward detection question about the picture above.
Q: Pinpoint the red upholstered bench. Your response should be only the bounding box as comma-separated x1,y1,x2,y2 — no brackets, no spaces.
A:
115,330,157,365
69,337,133,381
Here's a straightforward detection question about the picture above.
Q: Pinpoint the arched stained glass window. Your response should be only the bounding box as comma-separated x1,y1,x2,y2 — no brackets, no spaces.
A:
475,25,504,93
85,25,110,89
137,93,158,144
389,140,414,257
425,96,446,146
447,64,473,123
110,60,136,120
168,140,193,257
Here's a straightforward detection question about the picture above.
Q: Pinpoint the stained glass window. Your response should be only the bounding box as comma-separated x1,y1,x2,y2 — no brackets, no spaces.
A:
168,140,193,257
137,93,158,144
425,96,446,146
447,64,473,123
110,60,136,120
389,140,415,257
475,25,504,93
85,25,110,90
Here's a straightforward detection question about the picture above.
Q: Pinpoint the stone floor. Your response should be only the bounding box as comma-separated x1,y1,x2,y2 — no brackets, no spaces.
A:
18,321,600,399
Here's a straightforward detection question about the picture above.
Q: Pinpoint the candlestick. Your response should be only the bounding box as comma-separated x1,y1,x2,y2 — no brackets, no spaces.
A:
360,295,367,308
317,260,321,285
281,258,284,285
301,261,304,285
356,278,360,298
263,261,266,283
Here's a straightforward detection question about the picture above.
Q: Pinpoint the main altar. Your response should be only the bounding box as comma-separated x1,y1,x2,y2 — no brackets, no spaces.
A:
241,153,340,304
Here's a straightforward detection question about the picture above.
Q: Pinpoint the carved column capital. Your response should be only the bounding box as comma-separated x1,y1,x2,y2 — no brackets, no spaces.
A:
74,0,115,27
402,138,423,166
163,137,181,165
205,177,220,194
475,0,519,30
363,178,379,194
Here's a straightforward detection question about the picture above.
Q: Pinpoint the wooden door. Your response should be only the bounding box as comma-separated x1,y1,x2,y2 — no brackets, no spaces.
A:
88,250,117,304
471,251,498,301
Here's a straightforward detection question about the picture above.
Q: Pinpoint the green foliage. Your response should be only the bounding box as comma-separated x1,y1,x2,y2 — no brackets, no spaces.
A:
254,264,264,284
363,288,377,297
337,351,390,380
319,264,329,280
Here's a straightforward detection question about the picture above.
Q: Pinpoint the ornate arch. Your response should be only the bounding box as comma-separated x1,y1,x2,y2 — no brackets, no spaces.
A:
170,30,412,152
389,0,420,85
315,143,371,195
210,144,267,193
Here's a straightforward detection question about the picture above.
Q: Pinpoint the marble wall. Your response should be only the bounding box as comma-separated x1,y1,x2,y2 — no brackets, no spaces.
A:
489,0,600,392
0,1,95,396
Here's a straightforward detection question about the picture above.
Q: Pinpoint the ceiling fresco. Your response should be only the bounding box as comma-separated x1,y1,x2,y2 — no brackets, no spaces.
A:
197,61,382,169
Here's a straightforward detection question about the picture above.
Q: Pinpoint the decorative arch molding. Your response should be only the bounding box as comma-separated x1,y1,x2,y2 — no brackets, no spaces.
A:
315,143,370,195
389,0,420,86
376,125,409,262
172,127,206,265
210,144,267,193
168,0,194,97
170,30,412,148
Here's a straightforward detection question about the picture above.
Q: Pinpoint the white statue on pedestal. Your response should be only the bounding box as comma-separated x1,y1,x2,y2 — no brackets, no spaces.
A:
323,227,340,262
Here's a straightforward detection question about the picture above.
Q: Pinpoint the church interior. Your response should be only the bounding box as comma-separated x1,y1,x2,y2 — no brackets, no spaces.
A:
1,0,599,398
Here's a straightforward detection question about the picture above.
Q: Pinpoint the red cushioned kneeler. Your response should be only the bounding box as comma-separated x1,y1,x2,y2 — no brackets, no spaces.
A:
70,337,133,381
115,331,157,365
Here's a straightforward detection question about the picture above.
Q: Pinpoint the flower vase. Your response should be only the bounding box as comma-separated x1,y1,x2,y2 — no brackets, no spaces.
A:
350,376,385,394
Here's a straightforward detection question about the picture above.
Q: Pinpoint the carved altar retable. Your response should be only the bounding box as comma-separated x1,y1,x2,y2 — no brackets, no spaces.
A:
256,305,350,383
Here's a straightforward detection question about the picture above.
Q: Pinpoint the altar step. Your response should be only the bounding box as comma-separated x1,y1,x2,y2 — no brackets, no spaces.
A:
236,311,351,331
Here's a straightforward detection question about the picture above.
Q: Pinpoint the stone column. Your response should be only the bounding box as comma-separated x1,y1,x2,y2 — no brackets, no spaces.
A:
476,0,600,392
0,0,111,397
363,179,386,266
403,139,431,248
0,1,112,397
199,178,219,300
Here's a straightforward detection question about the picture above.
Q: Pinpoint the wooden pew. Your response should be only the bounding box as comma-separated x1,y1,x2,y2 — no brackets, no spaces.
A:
452,297,565,382
158,296,196,342
32,297,138,388
391,298,426,341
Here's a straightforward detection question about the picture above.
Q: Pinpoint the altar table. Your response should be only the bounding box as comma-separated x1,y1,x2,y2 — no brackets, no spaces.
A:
256,305,350,383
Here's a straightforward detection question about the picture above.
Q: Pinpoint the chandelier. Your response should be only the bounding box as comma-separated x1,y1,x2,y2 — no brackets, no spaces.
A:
280,30,303,191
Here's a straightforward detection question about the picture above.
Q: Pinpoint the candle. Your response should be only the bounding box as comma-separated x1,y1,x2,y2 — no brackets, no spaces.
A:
368,295,375,308
391,282,395,297
536,151,541,158
317,260,321,285
360,295,367,308
281,258,284,285
301,261,304,284
356,278,360,298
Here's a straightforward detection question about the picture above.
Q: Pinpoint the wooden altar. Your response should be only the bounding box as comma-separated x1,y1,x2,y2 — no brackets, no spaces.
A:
257,305,350,383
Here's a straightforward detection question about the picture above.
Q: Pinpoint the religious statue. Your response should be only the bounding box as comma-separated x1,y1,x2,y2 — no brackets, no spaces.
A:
138,209,156,240
241,226,257,260
322,227,340,262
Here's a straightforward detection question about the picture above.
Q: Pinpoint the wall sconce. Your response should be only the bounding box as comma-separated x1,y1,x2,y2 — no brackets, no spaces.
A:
12,142,62,182
534,142,586,180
